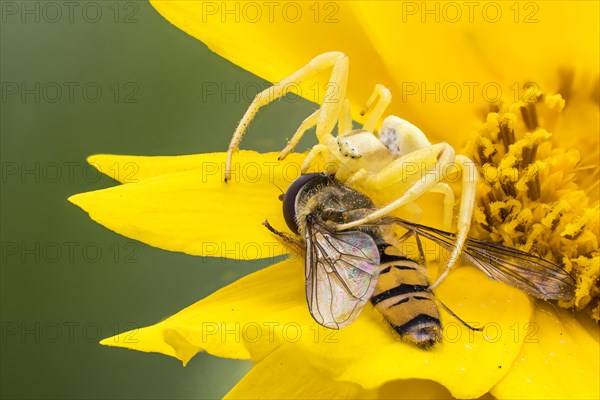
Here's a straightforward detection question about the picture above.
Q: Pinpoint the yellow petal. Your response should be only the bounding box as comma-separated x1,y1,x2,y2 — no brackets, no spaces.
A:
86,153,218,183
491,302,600,400
69,151,304,258
352,1,599,137
148,1,598,145
224,345,365,399
225,344,458,399
86,151,305,183
375,379,462,400
101,257,532,397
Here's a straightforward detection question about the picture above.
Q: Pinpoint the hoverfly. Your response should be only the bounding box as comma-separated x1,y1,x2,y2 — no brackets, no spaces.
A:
264,173,576,348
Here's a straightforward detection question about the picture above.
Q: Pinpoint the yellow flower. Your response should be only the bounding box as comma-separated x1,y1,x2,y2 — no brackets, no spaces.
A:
69,150,598,399
146,0,598,147
463,87,600,320
69,1,599,398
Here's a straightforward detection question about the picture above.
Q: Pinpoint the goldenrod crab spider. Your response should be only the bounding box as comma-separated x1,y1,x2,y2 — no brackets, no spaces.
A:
224,51,478,291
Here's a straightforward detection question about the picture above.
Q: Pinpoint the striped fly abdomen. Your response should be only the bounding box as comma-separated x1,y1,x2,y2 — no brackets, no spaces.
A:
371,251,442,348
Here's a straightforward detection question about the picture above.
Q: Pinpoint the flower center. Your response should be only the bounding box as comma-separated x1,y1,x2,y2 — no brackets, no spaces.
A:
463,85,599,321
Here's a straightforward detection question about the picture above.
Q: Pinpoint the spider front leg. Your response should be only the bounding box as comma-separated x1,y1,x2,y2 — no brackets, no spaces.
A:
430,182,455,231
300,144,329,174
345,168,369,186
225,52,349,182
429,155,478,291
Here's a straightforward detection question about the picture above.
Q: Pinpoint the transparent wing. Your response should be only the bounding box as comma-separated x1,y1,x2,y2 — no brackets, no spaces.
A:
391,218,576,301
305,218,380,329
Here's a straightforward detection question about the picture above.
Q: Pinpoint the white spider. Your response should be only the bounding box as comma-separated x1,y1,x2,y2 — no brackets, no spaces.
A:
224,51,478,290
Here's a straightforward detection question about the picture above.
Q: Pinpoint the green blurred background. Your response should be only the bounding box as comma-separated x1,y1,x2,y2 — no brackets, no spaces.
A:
1,1,317,398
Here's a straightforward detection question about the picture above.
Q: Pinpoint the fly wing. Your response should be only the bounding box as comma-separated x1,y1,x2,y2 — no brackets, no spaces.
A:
305,218,380,329
392,218,576,301
461,238,576,301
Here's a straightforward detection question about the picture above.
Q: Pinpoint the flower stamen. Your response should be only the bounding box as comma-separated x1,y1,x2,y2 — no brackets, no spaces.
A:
464,86,600,320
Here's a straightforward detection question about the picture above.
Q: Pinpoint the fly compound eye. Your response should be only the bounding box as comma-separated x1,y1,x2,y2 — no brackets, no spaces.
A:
282,173,330,234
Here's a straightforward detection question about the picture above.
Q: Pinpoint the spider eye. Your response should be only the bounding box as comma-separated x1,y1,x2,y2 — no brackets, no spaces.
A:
282,173,330,234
